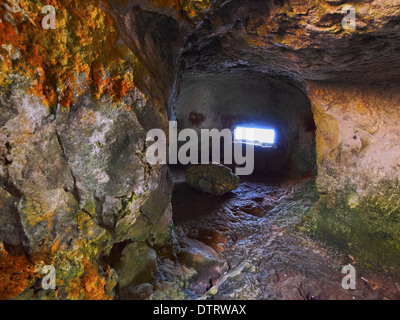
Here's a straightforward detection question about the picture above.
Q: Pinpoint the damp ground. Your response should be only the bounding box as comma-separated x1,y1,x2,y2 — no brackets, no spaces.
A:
146,167,400,300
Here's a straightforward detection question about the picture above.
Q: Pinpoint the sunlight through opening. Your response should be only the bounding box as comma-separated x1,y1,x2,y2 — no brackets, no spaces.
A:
234,126,276,147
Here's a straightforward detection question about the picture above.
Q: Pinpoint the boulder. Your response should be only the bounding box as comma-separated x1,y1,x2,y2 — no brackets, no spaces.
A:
185,164,239,196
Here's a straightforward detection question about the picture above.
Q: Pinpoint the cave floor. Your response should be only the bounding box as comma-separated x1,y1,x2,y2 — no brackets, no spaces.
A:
153,167,400,300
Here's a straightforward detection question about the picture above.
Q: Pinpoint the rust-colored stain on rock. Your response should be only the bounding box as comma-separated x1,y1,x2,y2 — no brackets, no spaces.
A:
189,112,206,126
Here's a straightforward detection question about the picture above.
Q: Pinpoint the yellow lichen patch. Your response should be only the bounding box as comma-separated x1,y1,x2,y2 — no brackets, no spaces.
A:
179,0,211,20
142,0,211,22
41,209,112,300
18,194,58,231
77,209,108,243
356,102,369,115
0,0,138,108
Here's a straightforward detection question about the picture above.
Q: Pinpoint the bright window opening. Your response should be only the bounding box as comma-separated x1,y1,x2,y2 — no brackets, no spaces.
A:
234,126,276,147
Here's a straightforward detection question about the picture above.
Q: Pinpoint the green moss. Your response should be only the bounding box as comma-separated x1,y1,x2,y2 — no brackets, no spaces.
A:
114,213,152,243
117,193,137,220
310,180,400,277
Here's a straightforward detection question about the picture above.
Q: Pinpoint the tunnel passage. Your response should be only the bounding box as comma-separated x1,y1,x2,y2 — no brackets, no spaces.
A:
172,71,317,178
170,70,318,227
168,71,319,296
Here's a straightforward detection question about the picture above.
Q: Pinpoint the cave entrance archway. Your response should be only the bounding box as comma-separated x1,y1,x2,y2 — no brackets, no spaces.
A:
171,71,317,179
169,70,317,222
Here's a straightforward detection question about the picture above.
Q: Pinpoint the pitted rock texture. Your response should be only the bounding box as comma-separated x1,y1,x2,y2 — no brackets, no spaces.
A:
307,81,400,273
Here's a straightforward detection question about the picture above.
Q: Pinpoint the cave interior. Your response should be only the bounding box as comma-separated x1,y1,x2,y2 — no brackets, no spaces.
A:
1,0,400,301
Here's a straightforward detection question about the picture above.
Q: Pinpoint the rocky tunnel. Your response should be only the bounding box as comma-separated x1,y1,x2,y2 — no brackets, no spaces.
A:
1,0,400,300
173,71,316,178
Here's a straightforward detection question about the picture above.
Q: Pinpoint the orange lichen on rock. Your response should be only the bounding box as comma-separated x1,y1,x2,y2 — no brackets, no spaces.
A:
139,0,211,22
67,260,112,300
0,0,137,107
0,243,38,300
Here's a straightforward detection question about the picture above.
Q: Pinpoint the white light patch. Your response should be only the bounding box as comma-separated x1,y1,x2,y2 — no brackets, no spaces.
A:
234,126,275,147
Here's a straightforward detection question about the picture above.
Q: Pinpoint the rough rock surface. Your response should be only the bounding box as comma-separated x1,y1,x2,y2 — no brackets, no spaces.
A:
109,0,400,84
1,0,400,299
0,75,173,299
106,0,400,276
0,0,174,299
186,164,240,196
308,82,400,272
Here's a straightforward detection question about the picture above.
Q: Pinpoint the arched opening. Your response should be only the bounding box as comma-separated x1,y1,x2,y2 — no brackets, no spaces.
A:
168,71,318,295
170,71,316,180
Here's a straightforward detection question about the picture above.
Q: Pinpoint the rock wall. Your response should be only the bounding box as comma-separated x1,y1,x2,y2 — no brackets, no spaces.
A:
308,82,400,272
0,76,173,299
0,0,173,299
309,82,400,202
